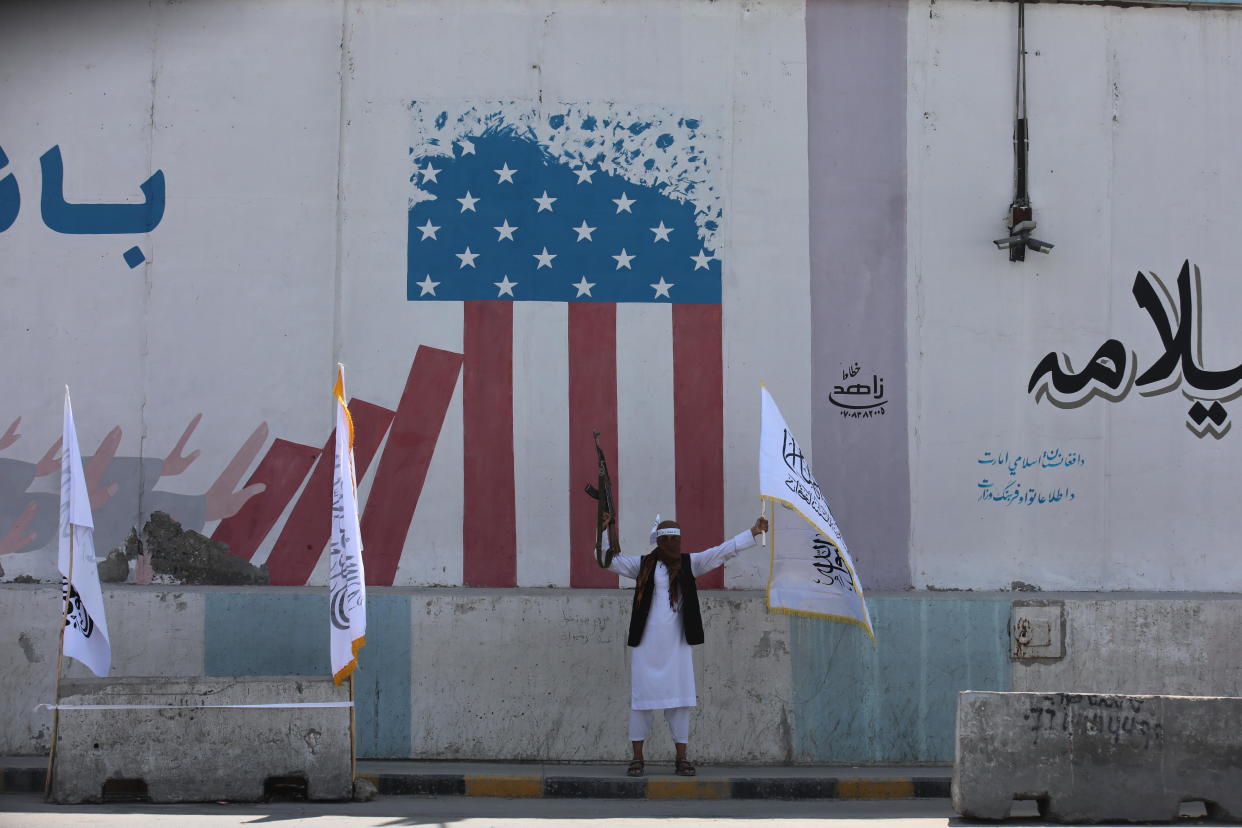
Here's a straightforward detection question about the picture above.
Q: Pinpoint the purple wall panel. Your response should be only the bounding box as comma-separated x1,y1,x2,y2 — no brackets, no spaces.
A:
807,0,911,588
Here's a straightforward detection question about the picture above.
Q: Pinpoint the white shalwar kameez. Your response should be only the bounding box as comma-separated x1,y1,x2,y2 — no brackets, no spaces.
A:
607,530,756,714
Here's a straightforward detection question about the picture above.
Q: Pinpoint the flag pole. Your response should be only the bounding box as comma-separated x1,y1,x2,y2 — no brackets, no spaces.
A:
348,672,357,784
44,529,74,799
766,498,775,556
340,362,358,784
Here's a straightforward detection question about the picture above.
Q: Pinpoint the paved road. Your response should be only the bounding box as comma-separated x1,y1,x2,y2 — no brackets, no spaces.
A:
3,795,948,827
0,794,1223,827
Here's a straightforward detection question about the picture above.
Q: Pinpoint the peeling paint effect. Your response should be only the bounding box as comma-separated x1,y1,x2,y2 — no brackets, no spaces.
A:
752,629,790,658
142,511,270,586
408,102,724,248
779,705,793,763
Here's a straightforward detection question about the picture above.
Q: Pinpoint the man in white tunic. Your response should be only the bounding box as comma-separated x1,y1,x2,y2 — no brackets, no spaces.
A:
599,512,768,777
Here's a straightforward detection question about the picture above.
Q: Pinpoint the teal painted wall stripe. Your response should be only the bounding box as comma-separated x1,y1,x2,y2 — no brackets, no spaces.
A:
353,595,412,759
204,592,412,758
204,593,326,674
790,597,1010,763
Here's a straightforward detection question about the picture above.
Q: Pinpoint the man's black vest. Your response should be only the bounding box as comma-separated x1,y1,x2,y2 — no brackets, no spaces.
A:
627,552,704,647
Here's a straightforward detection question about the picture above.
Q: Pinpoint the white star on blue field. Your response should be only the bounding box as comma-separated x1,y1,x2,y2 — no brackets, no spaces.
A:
407,128,720,303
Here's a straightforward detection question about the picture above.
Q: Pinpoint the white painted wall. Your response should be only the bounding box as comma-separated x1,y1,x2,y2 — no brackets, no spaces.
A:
0,0,810,587
907,0,1242,591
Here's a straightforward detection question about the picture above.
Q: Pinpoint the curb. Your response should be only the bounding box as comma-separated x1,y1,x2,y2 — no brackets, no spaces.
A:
1,767,45,795
361,772,951,801
3,765,950,801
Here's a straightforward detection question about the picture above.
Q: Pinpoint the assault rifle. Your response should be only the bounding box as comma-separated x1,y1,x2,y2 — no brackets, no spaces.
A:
584,430,619,568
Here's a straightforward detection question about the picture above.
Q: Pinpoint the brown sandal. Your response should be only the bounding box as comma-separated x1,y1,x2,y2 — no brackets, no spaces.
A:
626,759,645,777
675,759,696,776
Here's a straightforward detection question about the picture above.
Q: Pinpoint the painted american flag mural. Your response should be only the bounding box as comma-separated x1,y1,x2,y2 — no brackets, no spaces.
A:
407,105,727,589
210,105,729,589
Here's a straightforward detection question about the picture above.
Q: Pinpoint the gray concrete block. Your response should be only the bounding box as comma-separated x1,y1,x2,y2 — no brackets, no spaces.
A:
953,690,1242,822
1011,598,1242,697
49,676,351,803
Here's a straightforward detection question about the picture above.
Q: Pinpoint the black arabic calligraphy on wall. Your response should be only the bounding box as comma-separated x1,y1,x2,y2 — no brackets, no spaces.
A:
829,362,888,419
1028,261,1235,439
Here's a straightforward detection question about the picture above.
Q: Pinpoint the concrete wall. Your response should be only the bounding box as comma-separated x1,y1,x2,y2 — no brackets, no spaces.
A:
5,0,1242,767
1011,596,1242,697
7,585,1237,761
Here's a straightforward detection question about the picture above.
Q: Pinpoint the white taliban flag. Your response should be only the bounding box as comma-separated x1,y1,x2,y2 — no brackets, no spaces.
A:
58,388,112,676
759,386,873,638
329,365,367,684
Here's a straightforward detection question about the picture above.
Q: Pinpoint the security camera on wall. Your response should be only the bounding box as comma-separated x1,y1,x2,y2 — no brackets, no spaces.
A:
992,230,1052,255
993,212,1052,260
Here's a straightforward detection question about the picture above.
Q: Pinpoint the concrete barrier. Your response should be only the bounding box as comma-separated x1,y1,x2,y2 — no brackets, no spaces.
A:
48,676,352,803
953,690,1242,822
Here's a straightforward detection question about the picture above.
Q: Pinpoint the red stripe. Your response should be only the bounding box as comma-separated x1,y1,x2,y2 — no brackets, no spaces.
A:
672,304,725,589
462,301,517,587
211,439,321,562
568,304,620,588
265,400,396,586
361,346,464,586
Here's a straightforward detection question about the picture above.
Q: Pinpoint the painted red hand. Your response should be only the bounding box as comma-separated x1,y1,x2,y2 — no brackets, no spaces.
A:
0,502,37,556
35,438,62,477
84,427,122,510
162,413,203,477
204,422,270,521
89,482,120,511
0,418,20,451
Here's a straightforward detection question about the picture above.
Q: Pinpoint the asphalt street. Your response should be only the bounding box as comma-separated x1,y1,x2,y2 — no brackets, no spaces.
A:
0,794,1225,827
4,795,948,827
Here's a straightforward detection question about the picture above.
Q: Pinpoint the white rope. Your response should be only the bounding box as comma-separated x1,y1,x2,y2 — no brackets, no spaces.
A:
37,701,353,711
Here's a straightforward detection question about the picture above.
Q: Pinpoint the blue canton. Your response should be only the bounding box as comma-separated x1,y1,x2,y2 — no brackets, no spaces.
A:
407,131,720,304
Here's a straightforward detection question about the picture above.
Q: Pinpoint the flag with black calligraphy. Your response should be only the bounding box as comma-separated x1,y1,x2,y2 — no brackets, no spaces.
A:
758,386,873,638
58,388,111,676
329,365,366,684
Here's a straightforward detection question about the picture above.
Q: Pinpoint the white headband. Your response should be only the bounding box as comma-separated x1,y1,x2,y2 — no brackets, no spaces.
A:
649,514,680,545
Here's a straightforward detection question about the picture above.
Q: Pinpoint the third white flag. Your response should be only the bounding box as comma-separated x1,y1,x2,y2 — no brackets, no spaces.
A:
59,388,112,676
329,366,367,683
759,386,873,638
